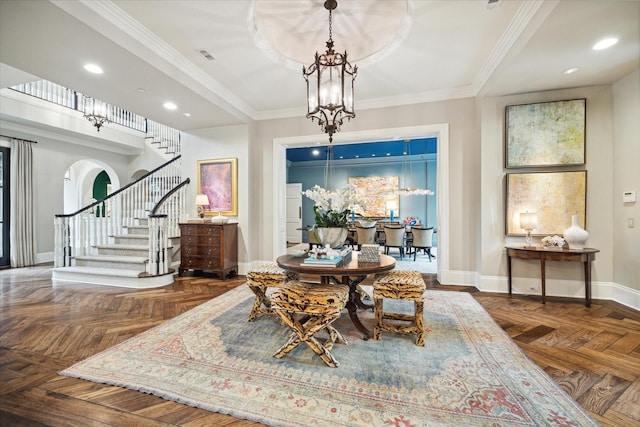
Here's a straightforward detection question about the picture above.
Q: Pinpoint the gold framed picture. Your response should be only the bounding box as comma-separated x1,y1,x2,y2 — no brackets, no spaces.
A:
505,170,587,236
197,158,237,216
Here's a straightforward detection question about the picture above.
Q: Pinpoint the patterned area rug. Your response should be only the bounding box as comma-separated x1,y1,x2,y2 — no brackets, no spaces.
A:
60,285,598,426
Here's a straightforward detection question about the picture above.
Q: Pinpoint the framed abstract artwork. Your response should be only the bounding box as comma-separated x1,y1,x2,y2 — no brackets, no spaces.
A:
505,99,586,168
505,170,587,236
197,158,237,216
348,176,399,218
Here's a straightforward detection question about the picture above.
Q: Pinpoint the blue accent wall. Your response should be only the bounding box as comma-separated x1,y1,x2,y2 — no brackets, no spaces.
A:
287,156,437,245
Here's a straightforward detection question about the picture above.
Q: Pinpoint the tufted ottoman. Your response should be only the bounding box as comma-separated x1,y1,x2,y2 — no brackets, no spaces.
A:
271,281,349,368
246,263,299,321
372,270,426,346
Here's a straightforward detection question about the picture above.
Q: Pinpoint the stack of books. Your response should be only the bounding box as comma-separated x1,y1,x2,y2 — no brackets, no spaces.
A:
338,247,352,263
301,255,343,268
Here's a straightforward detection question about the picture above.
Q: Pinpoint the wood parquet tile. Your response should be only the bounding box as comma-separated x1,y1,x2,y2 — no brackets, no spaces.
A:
1,265,639,426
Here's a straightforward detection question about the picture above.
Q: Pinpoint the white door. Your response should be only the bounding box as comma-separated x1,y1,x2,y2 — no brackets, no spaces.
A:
286,183,303,244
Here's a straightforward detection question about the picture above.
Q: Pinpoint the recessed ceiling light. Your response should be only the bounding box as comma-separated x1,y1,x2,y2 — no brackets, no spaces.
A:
563,67,579,75
593,37,618,50
184,113,191,117
312,149,320,156
83,63,103,74
163,102,177,110
136,88,146,93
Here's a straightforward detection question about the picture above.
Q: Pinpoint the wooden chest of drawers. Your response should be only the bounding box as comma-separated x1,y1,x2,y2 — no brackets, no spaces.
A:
179,222,238,279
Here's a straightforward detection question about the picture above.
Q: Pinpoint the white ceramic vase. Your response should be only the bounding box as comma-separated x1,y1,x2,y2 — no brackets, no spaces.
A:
563,214,588,249
317,227,348,249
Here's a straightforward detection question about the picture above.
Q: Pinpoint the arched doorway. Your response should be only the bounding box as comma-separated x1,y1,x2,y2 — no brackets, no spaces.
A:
63,159,120,214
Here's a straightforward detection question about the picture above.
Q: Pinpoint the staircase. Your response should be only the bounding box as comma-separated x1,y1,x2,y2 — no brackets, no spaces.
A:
52,156,189,289
52,218,180,288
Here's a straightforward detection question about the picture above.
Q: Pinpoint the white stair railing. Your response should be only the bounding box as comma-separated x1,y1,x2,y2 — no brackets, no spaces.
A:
54,155,185,271
147,179,190,275
146,120,181,156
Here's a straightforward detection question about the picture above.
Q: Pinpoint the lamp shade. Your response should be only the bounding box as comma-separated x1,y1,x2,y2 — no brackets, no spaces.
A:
195,194,209,206
519,212,538,230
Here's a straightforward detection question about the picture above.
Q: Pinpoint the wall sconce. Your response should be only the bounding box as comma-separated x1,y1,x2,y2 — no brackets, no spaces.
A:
195,194,209,218
519,212,538,246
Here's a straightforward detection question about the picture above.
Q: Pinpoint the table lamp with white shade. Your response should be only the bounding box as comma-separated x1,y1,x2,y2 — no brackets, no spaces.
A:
195,194,209,218
519,212,538,247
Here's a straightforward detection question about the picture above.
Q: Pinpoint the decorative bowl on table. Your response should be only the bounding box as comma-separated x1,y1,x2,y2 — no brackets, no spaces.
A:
210,211,229,224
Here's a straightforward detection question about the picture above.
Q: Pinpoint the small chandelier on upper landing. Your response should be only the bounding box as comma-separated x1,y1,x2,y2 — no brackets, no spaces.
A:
303,0,357,143
82,95,111,132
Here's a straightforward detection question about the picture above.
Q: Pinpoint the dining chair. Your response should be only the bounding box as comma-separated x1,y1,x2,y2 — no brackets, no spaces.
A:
410,227,434,261
383,225,405,260
355,225,376,250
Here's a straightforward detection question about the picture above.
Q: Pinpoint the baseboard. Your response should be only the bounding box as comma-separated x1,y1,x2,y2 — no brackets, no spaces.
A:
37,251,54,264
479,275,640,312
439,269,476,287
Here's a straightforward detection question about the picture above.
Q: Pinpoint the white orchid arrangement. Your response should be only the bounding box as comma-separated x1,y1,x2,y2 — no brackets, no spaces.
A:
541,235,565,247
303,184,364,228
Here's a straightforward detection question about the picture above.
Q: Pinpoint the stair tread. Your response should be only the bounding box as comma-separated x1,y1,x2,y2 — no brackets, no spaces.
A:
94,244,149,250
52,266,143,278
75,255,148,263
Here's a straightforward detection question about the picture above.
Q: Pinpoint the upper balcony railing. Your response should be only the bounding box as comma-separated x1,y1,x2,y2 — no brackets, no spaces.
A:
10,79,181,156
11,80,147,132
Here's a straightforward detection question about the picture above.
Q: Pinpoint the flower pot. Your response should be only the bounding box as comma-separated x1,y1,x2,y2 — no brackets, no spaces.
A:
317,227,348,249
563,214,588,249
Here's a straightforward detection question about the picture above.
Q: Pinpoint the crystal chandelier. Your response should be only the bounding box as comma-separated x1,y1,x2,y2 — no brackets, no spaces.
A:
303,0,357,143
82,95,111,131
398,140,434,196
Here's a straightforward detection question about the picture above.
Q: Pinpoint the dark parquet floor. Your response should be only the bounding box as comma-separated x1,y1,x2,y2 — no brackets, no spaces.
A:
1,265,639,426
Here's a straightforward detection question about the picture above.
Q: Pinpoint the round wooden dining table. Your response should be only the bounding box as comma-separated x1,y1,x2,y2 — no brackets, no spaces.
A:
276,252,395,338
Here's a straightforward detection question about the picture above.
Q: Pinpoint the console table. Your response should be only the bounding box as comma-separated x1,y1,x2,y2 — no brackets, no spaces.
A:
505,245,599,307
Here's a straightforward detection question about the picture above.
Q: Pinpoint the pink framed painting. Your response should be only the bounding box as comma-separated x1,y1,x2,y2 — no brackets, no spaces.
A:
197,158,237,216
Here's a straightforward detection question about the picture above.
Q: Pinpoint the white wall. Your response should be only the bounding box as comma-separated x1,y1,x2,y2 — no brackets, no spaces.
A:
613,69,640,295
180,125,251,274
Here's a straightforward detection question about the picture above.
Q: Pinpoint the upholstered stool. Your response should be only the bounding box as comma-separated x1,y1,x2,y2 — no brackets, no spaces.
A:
246,263,299,322
372,270,426,346
271,281,349,368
